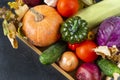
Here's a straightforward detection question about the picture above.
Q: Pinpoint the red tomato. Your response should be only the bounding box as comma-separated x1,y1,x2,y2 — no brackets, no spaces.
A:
68,43,80,51
76,40,98,62
57,0,79,17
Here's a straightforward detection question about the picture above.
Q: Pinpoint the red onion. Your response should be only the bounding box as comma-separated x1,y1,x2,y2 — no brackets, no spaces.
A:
76,63,101,80
23,0,42,7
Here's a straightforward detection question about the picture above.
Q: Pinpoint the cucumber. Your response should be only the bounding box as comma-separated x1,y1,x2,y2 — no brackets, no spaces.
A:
39,41,67,65
97,58,120,77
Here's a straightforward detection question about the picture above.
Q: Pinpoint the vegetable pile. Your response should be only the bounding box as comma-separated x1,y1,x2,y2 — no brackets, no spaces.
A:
1,0,120,80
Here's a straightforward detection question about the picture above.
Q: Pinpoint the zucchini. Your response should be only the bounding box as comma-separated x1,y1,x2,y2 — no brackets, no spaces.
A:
81,0,95,5
74,0,120,30
39,41,67,65
97,58,120,77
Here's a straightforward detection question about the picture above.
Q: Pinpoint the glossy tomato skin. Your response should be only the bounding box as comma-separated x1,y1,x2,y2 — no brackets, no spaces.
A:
57,0,79,17
76,40,98,62
68,43,80,51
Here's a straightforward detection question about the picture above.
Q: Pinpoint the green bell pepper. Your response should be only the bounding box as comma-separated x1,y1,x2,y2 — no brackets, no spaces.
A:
60,16,88,44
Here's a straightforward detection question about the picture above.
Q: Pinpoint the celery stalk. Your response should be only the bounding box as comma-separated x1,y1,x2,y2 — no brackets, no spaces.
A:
74,0,120,30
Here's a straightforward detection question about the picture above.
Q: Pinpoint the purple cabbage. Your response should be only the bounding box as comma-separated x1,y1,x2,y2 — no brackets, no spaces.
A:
97,16,120,49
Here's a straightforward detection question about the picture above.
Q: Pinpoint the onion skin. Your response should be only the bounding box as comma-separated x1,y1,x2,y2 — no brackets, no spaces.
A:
76,63,101,80
58,51,79,72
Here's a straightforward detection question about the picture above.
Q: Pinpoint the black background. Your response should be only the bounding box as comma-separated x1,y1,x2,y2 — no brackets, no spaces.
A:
0,0,68,80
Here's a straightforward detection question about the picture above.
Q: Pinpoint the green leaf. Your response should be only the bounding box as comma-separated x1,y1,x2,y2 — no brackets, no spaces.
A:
2,19,9,36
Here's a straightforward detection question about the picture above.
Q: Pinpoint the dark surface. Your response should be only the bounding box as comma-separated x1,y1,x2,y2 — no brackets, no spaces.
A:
0,0,68,80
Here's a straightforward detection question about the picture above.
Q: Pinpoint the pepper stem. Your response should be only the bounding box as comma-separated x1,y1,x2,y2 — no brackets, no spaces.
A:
71,19,78,33
30,8,44,22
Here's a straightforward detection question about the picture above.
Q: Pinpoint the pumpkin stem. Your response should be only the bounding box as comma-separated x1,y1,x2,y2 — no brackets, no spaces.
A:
30,8,44,22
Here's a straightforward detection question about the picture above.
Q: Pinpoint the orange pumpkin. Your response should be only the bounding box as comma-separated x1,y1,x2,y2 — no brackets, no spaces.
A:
22,5,63,47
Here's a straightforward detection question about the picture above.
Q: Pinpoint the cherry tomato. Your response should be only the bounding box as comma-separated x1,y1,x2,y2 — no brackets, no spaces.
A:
57,0,79,17
76,40,98,62
68,43,80,51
